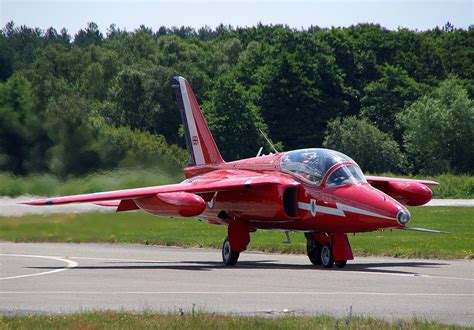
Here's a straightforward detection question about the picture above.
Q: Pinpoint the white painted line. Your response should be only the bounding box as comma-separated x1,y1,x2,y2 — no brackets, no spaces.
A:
0,254,77,280
0,291,472,297
69,256,169,263
343,270,474,281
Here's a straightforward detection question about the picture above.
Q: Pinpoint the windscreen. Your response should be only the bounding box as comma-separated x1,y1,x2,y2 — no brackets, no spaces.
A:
326,165,367,187
280,149,356,185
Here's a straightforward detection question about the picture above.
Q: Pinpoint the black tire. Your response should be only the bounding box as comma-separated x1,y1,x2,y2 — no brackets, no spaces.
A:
320,244,334,268
335,260,347,268
305,234,322,265
222,237,240,266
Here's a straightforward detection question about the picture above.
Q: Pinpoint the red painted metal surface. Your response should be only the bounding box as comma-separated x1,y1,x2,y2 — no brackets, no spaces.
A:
24,76,440,265
135,192,206,217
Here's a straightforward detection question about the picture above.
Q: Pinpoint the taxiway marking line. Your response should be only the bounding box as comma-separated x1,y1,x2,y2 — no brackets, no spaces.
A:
344,270,474,281
69,256,170,263
0,254,77,280
0,291,472,297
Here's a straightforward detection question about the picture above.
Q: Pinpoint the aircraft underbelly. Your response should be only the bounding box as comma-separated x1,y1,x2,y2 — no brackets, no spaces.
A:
202,185,292,222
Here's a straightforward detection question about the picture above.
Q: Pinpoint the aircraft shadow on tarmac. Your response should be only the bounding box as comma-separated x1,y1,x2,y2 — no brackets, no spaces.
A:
29,260,447,275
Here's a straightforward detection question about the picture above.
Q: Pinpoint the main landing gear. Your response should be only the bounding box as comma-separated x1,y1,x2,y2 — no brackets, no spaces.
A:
221,221,251,266
305,233,353,269
222,237,240,265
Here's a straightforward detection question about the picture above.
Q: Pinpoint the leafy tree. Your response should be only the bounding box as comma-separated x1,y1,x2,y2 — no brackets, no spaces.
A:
361,64,423,138
108,68,157,131
323,116,406,173
43,94,100,177
1,22,473,176
1,22,44,72
0,74,42,173
258,35,349,150
74,22,103,47
397,77,474,174
201,74,270,160
93,118,187,172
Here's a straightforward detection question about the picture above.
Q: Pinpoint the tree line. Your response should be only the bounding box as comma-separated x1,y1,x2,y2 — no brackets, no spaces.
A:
0,21,472,178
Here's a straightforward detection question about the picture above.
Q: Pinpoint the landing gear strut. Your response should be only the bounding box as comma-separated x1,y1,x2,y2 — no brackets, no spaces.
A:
222,221,250,266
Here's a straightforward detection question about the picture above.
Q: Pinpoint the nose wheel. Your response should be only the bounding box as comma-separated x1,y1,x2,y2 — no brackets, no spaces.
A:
222,237,240,266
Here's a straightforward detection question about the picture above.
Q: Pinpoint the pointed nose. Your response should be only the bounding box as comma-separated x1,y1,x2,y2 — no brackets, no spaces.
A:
331,183,408,226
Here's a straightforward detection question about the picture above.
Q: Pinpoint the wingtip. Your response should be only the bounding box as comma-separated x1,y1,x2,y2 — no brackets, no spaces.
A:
19,199,51,206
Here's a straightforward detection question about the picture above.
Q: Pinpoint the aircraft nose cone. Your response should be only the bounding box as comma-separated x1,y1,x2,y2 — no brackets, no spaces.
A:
396,209,411,225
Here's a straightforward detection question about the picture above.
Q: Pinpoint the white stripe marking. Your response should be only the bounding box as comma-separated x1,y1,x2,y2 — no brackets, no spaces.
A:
0,254,77,280
70,256,169,263
298,200,396,220
0,291,471,297
180,77,204,165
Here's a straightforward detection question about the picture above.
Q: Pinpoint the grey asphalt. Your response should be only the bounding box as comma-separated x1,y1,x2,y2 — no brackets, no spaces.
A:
0,243,472,325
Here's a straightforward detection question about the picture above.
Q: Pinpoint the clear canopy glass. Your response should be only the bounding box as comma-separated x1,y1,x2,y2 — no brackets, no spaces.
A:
280,148,366,186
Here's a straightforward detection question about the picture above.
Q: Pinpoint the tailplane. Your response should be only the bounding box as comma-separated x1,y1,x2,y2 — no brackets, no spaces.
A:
173,76,224,166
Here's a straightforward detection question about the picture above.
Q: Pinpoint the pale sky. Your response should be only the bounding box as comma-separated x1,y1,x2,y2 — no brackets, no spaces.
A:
1,0,472,35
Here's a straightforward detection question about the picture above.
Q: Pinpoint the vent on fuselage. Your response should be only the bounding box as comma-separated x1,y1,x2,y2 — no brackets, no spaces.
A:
283,186,298,217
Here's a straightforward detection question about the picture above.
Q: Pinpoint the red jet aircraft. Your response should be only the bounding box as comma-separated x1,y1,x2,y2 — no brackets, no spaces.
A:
25,76,444,268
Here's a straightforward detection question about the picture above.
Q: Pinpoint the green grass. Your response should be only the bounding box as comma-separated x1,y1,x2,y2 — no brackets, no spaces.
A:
0,171,472,198
0,311,468,329
0,207,472,259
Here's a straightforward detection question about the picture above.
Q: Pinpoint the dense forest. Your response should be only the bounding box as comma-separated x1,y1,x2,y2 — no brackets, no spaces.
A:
0,22,473,178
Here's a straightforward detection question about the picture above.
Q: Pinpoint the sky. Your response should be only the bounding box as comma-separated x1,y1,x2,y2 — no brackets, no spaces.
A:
0,0,472,35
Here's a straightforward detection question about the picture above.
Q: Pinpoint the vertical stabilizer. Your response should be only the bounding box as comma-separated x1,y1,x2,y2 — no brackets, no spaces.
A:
173,76,224,166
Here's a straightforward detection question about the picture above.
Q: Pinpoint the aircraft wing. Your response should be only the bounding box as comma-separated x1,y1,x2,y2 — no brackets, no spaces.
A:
22,171,292,206
365,175,439,186
365,175,438,206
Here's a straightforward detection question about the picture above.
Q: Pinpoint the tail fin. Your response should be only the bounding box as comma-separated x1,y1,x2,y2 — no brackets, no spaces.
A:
172,76,224,166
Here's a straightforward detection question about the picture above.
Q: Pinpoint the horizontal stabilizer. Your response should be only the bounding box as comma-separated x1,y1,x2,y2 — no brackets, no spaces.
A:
400,227,449,234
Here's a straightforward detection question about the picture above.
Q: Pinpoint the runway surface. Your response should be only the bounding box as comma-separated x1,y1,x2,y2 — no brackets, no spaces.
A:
0,243,473,325
0,197,472,217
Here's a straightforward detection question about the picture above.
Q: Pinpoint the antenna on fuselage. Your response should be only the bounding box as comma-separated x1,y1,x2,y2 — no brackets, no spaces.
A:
256,147,263,157
258,128,278,154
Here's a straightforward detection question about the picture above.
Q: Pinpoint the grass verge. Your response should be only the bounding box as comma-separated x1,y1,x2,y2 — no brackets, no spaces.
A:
0,311,468,329
0,207,472,259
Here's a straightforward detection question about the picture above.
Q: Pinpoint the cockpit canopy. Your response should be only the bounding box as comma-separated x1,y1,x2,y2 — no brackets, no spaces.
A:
280,148,366,186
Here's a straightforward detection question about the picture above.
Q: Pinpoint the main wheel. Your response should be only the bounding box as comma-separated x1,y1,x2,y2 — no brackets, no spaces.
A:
335,260,347,268
222,237,240,266
320,244,334,268
305,234,322,265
